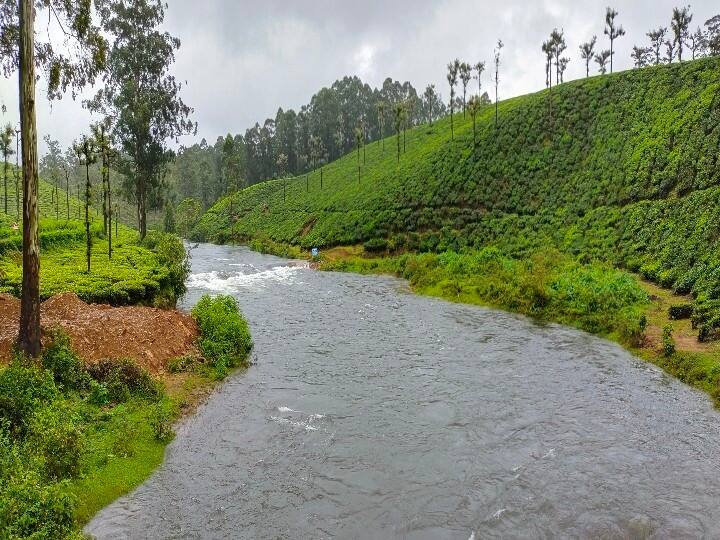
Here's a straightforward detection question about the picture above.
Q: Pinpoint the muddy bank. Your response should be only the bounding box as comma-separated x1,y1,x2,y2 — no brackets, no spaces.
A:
0,293,198,373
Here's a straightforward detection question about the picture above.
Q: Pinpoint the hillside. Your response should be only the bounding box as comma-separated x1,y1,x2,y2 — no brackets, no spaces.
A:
193,57,720,338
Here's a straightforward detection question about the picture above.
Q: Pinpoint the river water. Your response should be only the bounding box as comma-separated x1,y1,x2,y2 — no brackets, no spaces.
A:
87,243,720,539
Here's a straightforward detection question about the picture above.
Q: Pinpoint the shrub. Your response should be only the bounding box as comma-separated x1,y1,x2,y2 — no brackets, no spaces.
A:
668,304,693,320
87,380,109,406
0,363,58,435
662,325,676,357
26,406,83,481
363,238,388,253
192,295,253,378
148,401,175,442
86,359,162,404
41,331,90,392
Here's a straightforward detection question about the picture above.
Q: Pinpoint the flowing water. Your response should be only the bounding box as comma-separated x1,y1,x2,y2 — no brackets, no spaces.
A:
87,243,720,539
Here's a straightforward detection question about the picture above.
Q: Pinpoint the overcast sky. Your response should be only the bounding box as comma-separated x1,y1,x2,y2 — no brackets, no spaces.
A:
0,0,717,154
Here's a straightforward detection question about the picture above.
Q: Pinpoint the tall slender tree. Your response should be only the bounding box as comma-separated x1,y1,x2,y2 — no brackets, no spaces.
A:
90,0,195,240
580,36,598,77
473,62,486,96
631,45,651,67
446,59,459,139
377,101,387,151
595,49,611,74
493,40,504,128
707,15,720,56
550,29,567,85
647,27,668,65
1,124,13,215
687,27,708,59
459,62,472,118
74,136,97,274
393,101,405,162
665,39,676,62
467,95,481,145
671,6,693,62
604,7,625,73
542,40,553,88
1,0,107,357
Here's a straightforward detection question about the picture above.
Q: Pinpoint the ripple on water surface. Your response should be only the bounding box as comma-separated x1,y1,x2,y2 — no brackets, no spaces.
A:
86,243,720,540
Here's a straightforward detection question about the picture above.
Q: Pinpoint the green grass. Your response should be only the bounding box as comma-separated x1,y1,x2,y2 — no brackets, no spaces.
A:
193,57,720,339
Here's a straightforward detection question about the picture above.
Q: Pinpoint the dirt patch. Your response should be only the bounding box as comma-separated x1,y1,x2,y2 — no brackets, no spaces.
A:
299,216,317,237
0,293,199,374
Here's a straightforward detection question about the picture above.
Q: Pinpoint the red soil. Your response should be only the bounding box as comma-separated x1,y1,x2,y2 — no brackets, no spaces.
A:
0,293,199,374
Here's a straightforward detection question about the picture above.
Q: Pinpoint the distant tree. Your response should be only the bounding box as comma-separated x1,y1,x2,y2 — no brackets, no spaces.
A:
550,28,567,85
1,124,14,215
493,40,504,127
176,197,203,237
467,95,482,145
631,45,652,67
73,136,97,274
687,27,707,59
377,101,387,151
459,62,472,118
354,126,364,182
276,153,288,202
446,59,460,139
706,15,720,56
473,62,486,97
595,49,611,74
647,27,668,64
403,97,415,153
1,0,107,356
579,36,597,77
163,203,176,233
671,6,693,62
40,136,63,219
665,39,676,63
604,7,626,73
559,57,570,82
91,120,116,258
393,101,405,162
422,84,438,125
542,40,554,88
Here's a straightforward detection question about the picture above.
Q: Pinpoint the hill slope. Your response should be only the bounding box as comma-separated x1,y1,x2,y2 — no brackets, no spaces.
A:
194,57,720,337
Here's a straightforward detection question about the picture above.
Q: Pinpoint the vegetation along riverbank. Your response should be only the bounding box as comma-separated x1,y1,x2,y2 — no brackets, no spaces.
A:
192,57,720,407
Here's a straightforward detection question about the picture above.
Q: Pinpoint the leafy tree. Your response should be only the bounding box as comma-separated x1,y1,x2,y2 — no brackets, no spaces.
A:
473,61,486,96
1,123,13,215
73,136,97,274
631,45,651,67
550,29,567,85
493,40,503,127
459,62,472,118
706,15,720,56
595,49,611,74
647,27,668,65
422,84,438,125
467,95,481,145
542,40,553,88
354,125,363,182
687,27,708,59
393,101,405,162
163,202,175,233
276,153,288,202
1,0,107,357
559,57,570,82
671,6,692,62
446,59,459,139
176,197,203,237
579,36,597,78
665,39,676,63
377,101,387,151
92,120,116,258
90,0,195,240
604,7,625,73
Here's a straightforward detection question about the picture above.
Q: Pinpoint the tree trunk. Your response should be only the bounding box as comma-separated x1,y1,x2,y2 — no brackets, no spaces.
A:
85,163,91,273
108,172,112,259
3,160,7,214
65,171,70,220
18,0,41,357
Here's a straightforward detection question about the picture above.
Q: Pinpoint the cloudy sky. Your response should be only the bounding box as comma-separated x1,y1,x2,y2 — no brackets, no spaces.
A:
0,0,717,154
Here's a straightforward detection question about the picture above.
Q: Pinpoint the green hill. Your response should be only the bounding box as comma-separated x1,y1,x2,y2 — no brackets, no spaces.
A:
193,57,720,339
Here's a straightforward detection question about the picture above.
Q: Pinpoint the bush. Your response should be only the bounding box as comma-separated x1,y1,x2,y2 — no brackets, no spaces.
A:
41,331,89,392
668,304,693,320
86,359,162,404
148,401,175,442
26,406,83,481
662,325,676,357
0,363,58,435
363,238,389,253
192,295,253,378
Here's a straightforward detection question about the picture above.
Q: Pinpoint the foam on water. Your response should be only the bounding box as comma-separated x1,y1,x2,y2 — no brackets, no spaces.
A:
187,265,299,292
270,416,318,432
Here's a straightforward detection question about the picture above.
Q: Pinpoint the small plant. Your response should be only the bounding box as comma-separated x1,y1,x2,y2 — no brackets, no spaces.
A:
86,359,162,403
149,401,175,442
0,362,58,435
26,405,83,481
41,330,90,391
662,324,676,357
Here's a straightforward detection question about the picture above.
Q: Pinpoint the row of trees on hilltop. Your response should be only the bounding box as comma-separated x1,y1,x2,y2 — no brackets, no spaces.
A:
544,6,720,86
169,76,448,205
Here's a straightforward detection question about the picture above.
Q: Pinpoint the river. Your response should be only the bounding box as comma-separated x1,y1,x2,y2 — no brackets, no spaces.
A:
87,242,720,539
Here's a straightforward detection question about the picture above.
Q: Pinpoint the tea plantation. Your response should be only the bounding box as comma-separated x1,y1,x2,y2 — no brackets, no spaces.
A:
193,57,720,340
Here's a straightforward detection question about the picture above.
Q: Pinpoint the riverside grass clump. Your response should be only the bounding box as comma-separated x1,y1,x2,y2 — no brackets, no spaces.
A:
323,248,650,345
0,335,170,538
192,57,720,340
192,295,253,379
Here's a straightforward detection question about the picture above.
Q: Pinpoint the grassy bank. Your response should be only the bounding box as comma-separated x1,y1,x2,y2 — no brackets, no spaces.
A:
0,294,252,537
